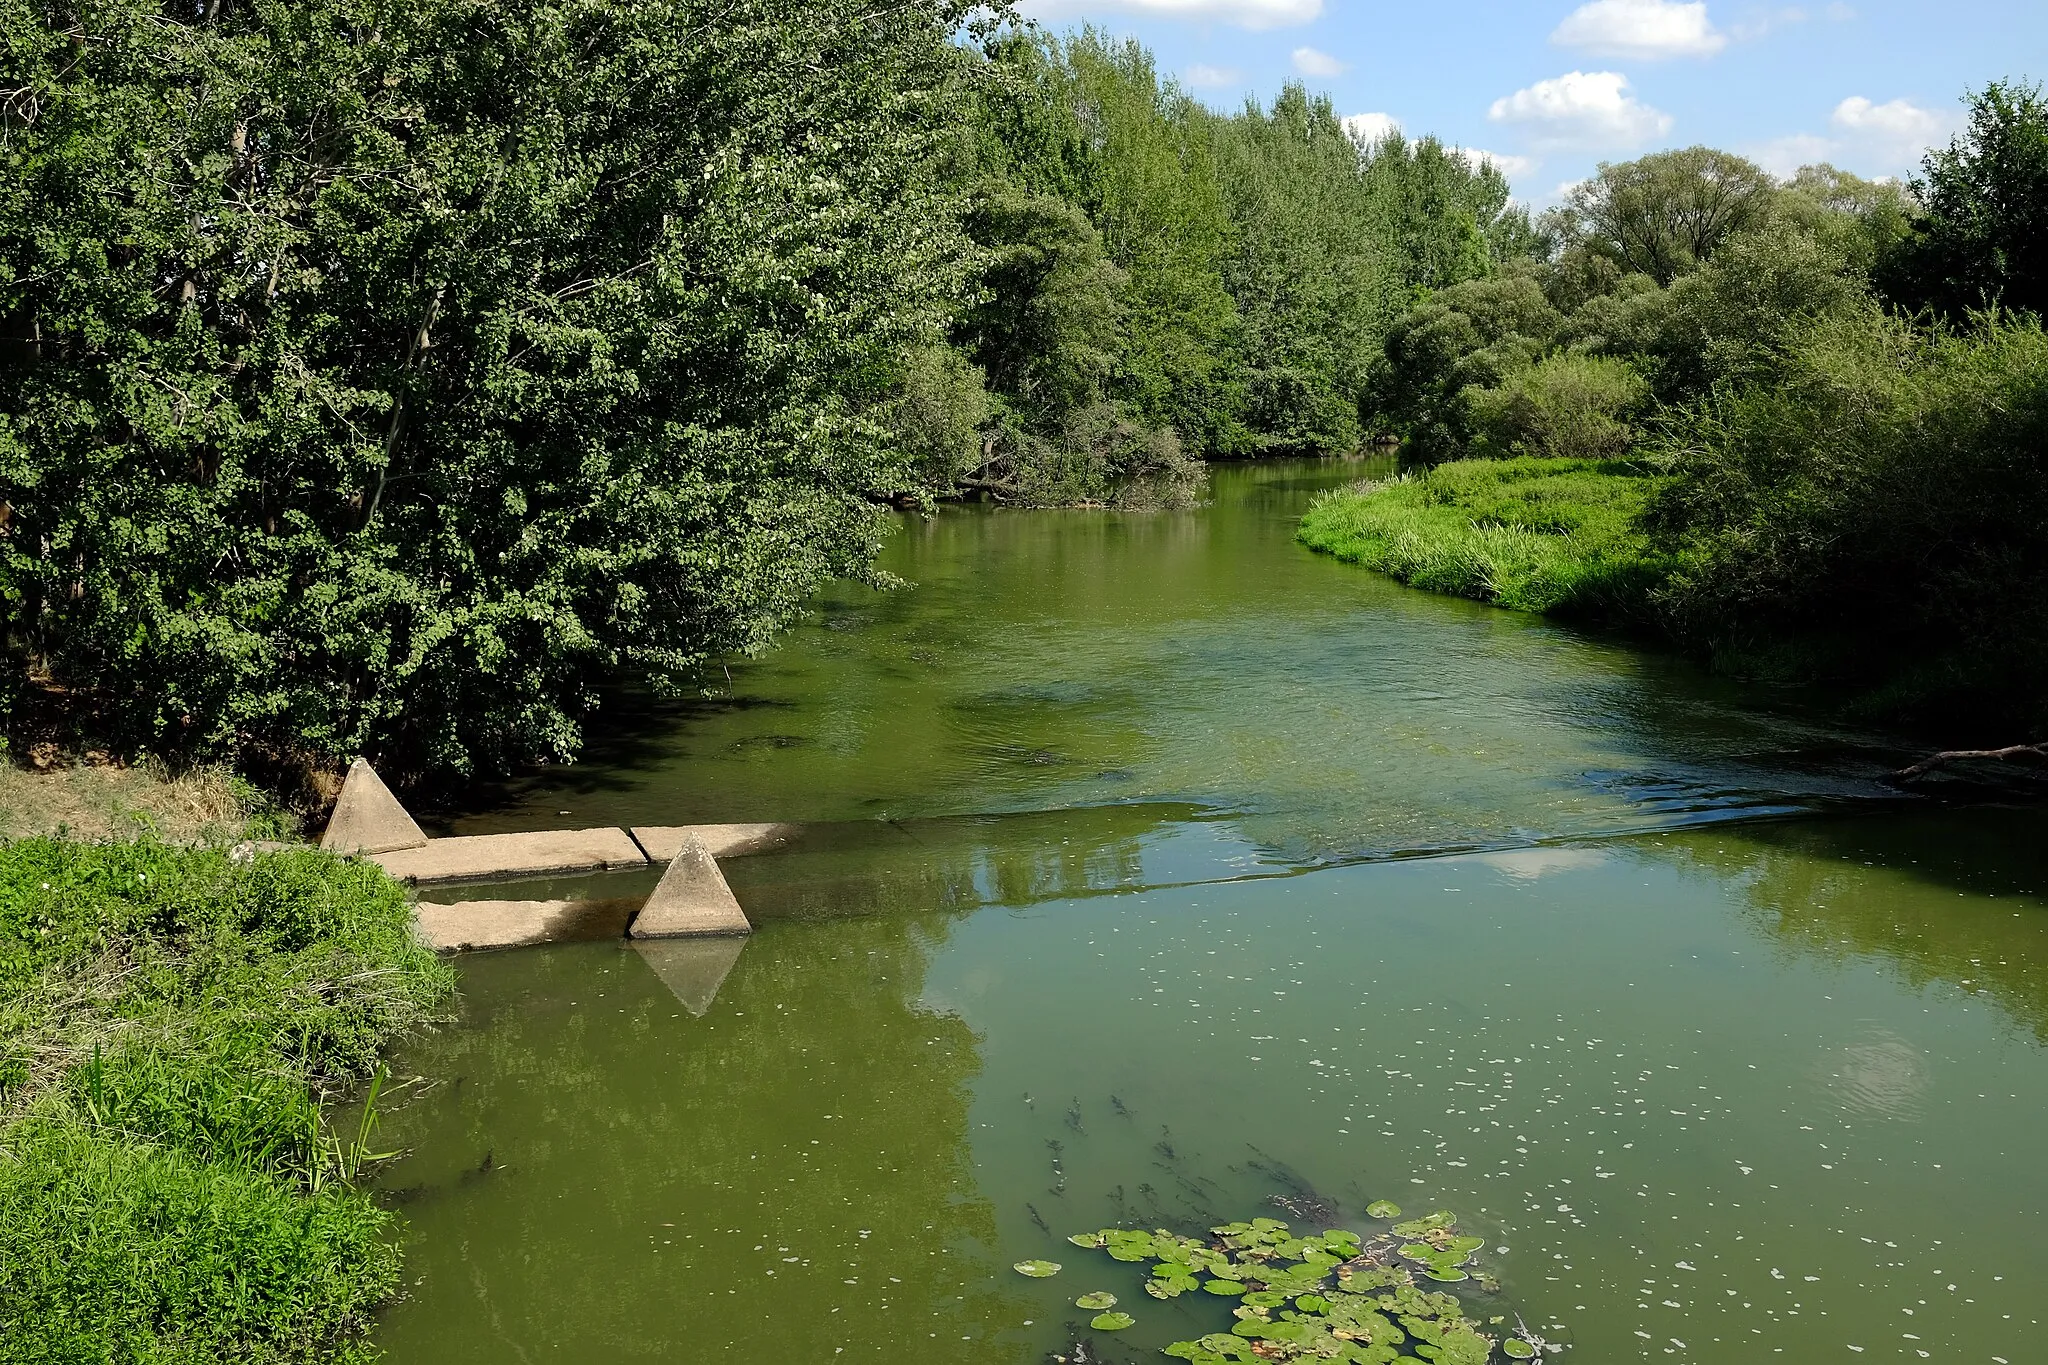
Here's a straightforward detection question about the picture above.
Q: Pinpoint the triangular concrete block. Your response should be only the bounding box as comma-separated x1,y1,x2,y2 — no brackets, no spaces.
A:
633,936,748,1015
320,758,429,856
628,836,752,938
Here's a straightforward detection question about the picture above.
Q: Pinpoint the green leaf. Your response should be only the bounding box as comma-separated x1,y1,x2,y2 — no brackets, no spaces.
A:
1204,1278,1249,1295
1013,1260,1061,1278
1365,1201,1403,1219
1503,1340,1538,1359
1091,1311,1136,1331
1076,1292,1117,1310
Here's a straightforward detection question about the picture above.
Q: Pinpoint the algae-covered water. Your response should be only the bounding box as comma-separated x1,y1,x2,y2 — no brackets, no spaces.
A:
376,461,2048,1363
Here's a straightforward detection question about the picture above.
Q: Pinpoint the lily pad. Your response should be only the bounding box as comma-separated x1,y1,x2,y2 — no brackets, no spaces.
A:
1076,1292,1118,1310
1503,1340,1538,1359
1013,1260,1062,1278
1068,1233,1106,1249
1091,1311,1136,1331
1068,1207,1561,1365
1365,1200,1402,1219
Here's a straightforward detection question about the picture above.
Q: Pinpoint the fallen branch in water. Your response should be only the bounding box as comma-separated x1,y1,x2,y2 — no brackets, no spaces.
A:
1888,742,2048,784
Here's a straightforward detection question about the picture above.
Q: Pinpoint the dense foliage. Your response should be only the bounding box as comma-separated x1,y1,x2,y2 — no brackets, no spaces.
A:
1320,81,2048,731
0,0,982,781
940,34,1524,503
1,5,1522,783
0,839,452,1363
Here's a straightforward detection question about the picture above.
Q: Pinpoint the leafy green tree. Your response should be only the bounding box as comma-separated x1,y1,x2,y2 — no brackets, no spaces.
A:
1360,134,1520,294
0,0,982,780
1774,164,1915,277
1881,80,2048,320
1213,85,1395,452
1364,272,1562,459
1551,147,1778,286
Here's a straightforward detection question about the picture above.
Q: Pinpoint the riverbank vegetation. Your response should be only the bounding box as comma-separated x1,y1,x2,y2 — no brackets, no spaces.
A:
1,1,1523,787
1307,80,2048,732
1299,457,1666,619
0,839,450,1362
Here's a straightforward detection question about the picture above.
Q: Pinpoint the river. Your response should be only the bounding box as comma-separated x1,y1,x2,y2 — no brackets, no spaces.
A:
373,458,2047,1364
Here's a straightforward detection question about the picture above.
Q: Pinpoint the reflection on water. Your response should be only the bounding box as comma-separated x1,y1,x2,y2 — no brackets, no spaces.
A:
375,914,1021,1361
376,810,2048,1364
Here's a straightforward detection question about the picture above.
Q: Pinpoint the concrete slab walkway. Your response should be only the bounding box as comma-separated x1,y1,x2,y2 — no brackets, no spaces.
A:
631,822,801,861
373,827,647,885
414,897,638,952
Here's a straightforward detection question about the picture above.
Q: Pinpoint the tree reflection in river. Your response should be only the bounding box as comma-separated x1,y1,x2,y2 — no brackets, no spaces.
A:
372,912,1026,1362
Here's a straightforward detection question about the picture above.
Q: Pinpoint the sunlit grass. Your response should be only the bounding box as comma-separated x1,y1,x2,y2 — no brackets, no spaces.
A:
0,839,453,1362
1297,457,1672,620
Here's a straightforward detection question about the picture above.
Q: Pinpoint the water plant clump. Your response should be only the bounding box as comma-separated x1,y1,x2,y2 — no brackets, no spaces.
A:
1066,1209,1561,1363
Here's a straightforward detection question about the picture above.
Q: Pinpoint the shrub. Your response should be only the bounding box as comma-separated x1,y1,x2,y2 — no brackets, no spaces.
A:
1463,354,1650,460
1649,305,2048,724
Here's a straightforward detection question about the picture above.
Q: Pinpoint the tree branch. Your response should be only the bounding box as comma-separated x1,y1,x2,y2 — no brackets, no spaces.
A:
1887,743,2048,784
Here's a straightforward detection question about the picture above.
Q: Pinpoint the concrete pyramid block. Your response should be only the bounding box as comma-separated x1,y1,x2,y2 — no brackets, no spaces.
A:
629,836,752,938
634,936,748,1015
319,758,429,856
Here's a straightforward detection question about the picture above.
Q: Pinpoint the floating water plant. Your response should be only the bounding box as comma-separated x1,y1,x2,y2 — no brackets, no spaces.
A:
1065,1208,1560,1362
1366,1201,1403,1219
1014,1259,1063,1278
1076,1292,1119,1310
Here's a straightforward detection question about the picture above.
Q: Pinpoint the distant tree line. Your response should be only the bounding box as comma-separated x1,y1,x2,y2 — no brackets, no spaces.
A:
1358,80,2048,729
0,3,1522,783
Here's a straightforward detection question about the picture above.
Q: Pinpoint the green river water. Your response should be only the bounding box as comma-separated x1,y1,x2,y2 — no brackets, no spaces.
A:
374,459,2048,1364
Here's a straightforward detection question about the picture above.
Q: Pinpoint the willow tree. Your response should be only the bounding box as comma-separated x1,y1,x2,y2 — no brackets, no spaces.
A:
0,0,982,779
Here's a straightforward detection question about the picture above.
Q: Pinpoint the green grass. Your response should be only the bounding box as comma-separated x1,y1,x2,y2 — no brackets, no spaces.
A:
1298,456,1672,619
0,838,454,1364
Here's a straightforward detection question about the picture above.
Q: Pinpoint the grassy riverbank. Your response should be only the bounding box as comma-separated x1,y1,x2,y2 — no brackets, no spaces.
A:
0,839,451,1363
1298,457,1672,620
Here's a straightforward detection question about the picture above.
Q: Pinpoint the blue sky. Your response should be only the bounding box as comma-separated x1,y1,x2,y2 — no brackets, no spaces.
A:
1016,0,2046,202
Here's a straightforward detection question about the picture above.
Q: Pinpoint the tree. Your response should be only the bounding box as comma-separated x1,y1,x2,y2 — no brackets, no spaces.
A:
1880,80,2048,320
1553,147,1778,286
0,0,983,781
1213,84,1395,453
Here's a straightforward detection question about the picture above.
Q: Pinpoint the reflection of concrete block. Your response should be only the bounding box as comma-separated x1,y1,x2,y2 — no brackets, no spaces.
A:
629,837,752,938
413,899,635,952
634,936,748,1015
320,759,428,855
373,828,646,884
630,822,801,861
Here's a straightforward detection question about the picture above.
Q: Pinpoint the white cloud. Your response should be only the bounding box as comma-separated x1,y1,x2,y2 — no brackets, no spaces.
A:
1551,0,1726,59
1743,94,1953,180
1746,131,1838,177
1184,63,1243,88
1342,111,1403,145
1454,146,1541,180
1488,71,1674,150
1729,6,1807,41
1832,95,1945,142
1021,0,1319,29
1291,46,1346,77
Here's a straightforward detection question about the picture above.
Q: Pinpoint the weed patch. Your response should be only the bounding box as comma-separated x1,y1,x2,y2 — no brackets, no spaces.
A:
0,839,453,1363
